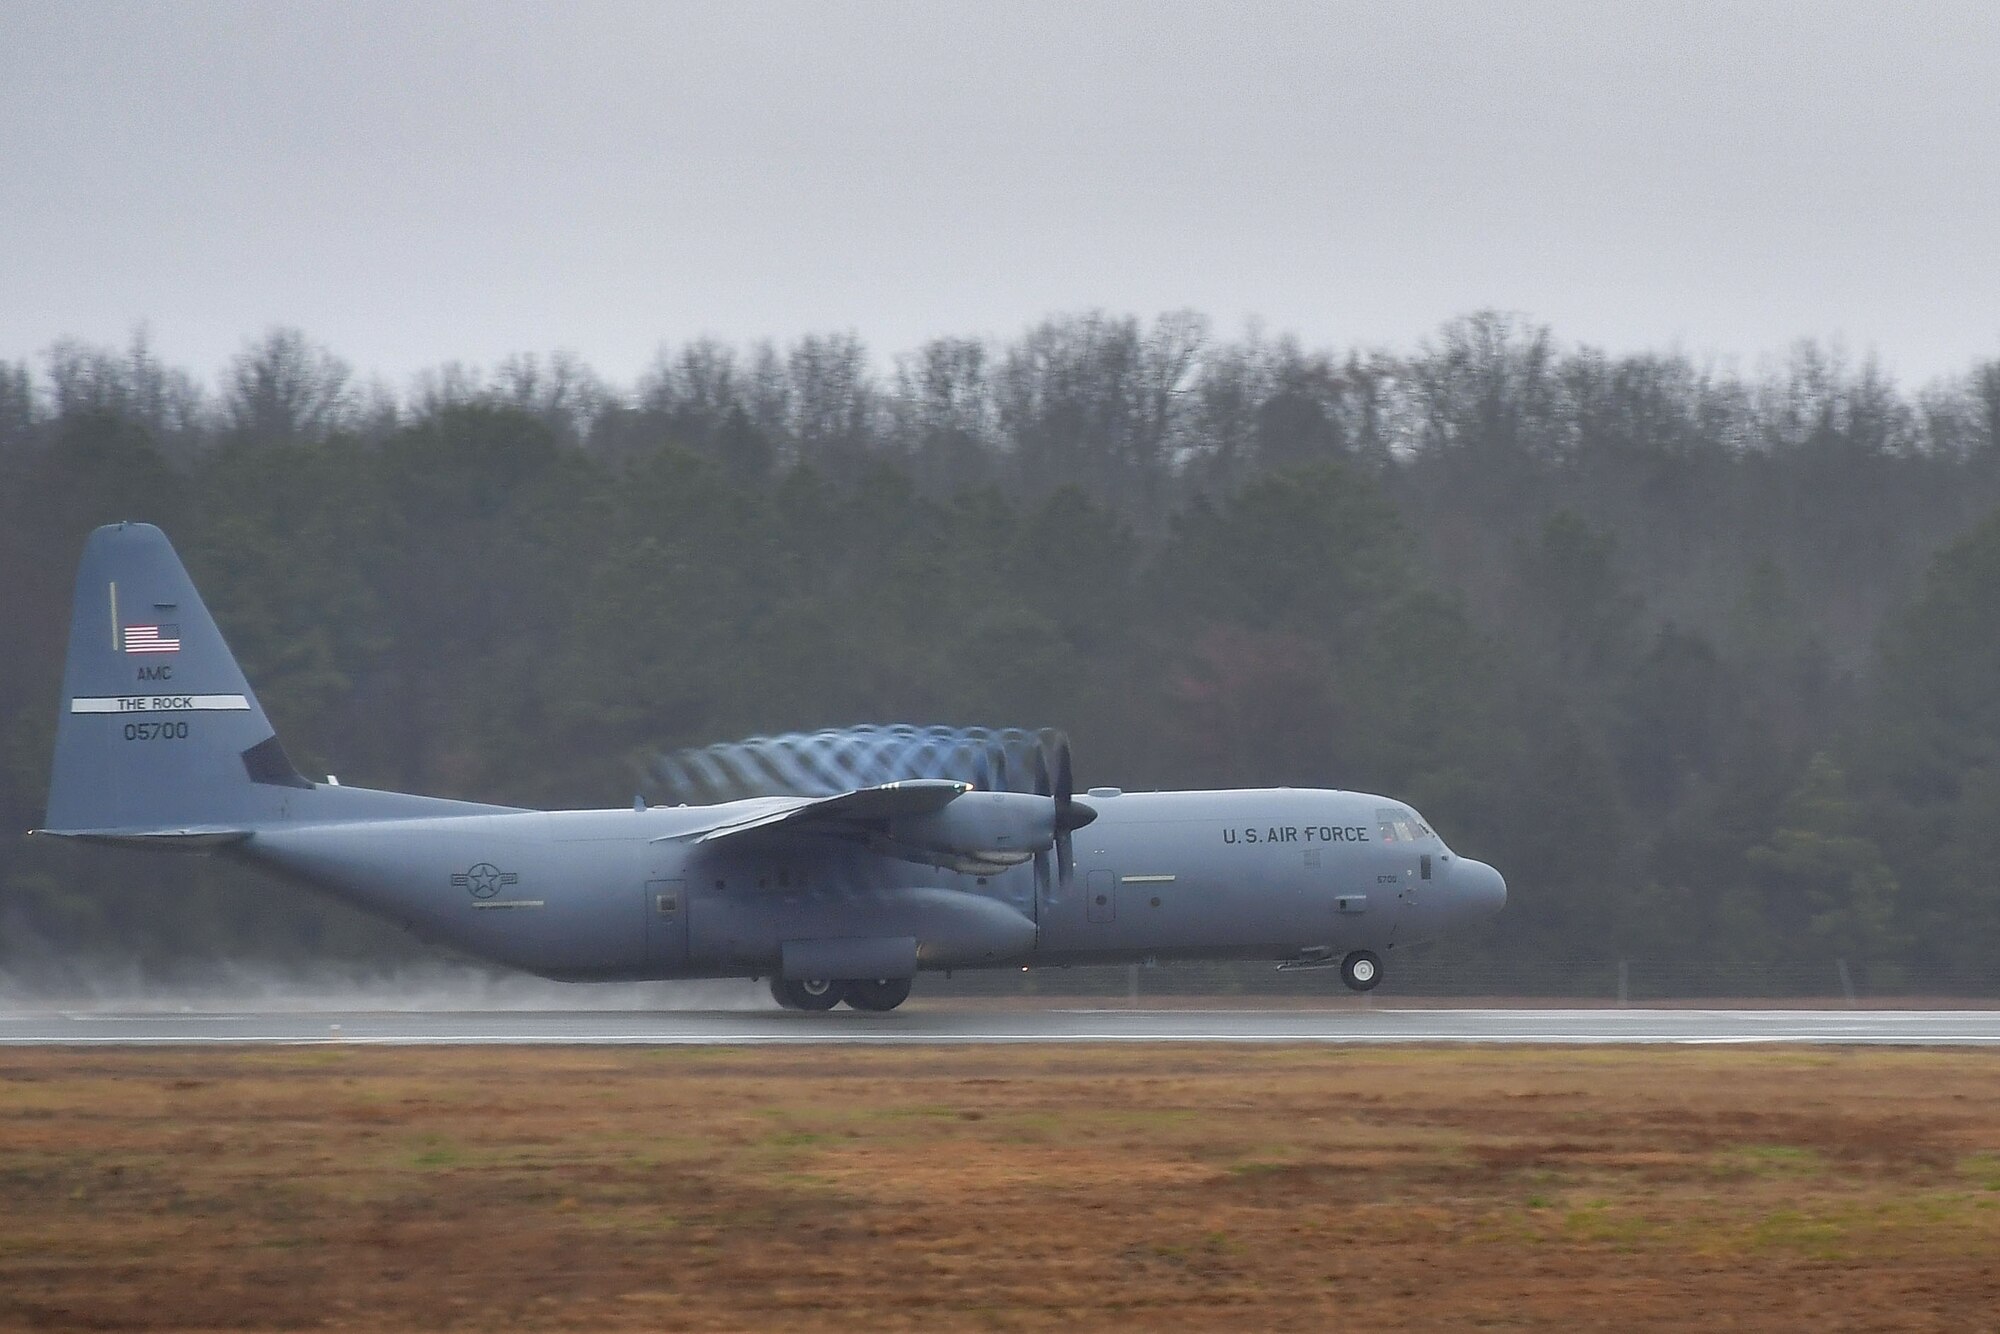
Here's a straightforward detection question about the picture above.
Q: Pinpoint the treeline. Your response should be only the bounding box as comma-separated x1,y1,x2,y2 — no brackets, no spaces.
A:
4,312,2000,990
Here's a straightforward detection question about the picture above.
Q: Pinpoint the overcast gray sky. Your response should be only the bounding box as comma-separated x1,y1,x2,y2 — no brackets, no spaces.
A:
2,0,1995,389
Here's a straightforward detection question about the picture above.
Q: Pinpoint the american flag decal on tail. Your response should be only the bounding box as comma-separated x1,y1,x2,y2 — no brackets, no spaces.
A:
123,624,181,654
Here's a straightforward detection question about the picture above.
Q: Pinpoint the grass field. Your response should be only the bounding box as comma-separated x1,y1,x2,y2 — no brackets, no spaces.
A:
4,1045,1999,1329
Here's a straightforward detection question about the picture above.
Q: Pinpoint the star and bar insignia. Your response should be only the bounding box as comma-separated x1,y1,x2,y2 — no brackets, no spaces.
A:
450,862,520,899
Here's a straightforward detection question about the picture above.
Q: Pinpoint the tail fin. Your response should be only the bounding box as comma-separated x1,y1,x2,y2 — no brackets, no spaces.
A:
40,522,314,837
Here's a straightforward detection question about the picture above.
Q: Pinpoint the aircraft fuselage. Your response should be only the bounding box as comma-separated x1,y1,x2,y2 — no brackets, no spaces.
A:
245,786,1505,982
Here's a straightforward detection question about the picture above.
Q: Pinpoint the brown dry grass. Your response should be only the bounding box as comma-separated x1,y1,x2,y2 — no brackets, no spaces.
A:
3,1045,1999,1331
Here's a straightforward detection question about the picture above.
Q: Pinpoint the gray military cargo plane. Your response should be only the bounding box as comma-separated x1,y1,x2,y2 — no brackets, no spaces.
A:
34,522,1505,1010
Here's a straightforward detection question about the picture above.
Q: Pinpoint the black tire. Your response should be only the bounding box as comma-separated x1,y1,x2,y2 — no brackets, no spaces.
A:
1340,949,1383,992
779,978,845,1011
843,978,913,1012
769,976,800,1010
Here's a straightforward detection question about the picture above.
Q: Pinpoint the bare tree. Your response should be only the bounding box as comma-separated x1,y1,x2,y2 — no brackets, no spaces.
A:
223,328,355,443
1408,311,1566,475
741,340,793,461
43,328,207,457
996,312,1146,505
890,336,996,493
787,331,879,472
1184,325,1275,491
494,350,610,442
638,339,740,432
0,358,36,455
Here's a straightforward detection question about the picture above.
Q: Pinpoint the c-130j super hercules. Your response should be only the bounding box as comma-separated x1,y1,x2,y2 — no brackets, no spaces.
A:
35,523,1506,1011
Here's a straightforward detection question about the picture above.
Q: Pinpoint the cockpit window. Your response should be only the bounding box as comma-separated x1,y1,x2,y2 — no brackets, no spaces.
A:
1376,807,1434,843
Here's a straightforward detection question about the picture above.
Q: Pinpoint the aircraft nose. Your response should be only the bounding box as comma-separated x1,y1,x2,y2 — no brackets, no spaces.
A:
1454,858,1507,919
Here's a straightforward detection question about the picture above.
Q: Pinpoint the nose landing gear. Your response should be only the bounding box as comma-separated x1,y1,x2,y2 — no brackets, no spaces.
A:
1340,949,1383,992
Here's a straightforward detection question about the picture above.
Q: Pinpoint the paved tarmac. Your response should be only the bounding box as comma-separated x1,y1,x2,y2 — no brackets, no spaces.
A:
4,1007,2000,1045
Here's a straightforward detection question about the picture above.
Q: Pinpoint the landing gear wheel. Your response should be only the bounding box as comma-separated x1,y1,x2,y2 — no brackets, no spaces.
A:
843,978,913,1012
779,978,845,1011
769,976,800,1010
1340,949,1383,992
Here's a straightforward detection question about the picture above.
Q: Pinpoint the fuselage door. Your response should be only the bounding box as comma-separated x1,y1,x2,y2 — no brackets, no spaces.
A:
1375,807,1427,943
643,848,690,972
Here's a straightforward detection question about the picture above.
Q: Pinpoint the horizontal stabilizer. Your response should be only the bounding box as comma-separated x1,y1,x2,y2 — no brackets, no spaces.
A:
29,826,253,851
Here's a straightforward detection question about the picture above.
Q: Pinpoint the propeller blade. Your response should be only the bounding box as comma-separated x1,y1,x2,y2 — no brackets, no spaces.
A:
1039,729,1082,893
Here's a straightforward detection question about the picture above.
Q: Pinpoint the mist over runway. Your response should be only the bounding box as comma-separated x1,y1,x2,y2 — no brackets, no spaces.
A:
6,1007,2000,1046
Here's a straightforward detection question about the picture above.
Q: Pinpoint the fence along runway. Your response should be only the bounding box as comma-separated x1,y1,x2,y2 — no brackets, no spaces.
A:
5,1007,2000,1045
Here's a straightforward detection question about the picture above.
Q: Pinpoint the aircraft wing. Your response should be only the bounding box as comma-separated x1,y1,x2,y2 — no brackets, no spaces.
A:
662,779,972,847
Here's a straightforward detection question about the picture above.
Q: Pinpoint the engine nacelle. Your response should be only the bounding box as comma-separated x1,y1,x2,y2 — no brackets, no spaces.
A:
885,790,1055,867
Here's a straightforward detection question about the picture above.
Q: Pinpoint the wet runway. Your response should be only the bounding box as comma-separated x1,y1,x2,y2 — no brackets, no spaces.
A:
4,1007,2000,1045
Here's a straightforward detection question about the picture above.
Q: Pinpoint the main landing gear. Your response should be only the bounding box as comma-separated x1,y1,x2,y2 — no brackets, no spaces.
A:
844,978,913,1011
771,977,843,1011
770,977,914,1012
1340,949,1383,992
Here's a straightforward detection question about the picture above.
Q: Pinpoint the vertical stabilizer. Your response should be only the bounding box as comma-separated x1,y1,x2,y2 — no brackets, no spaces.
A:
41,522,312,834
